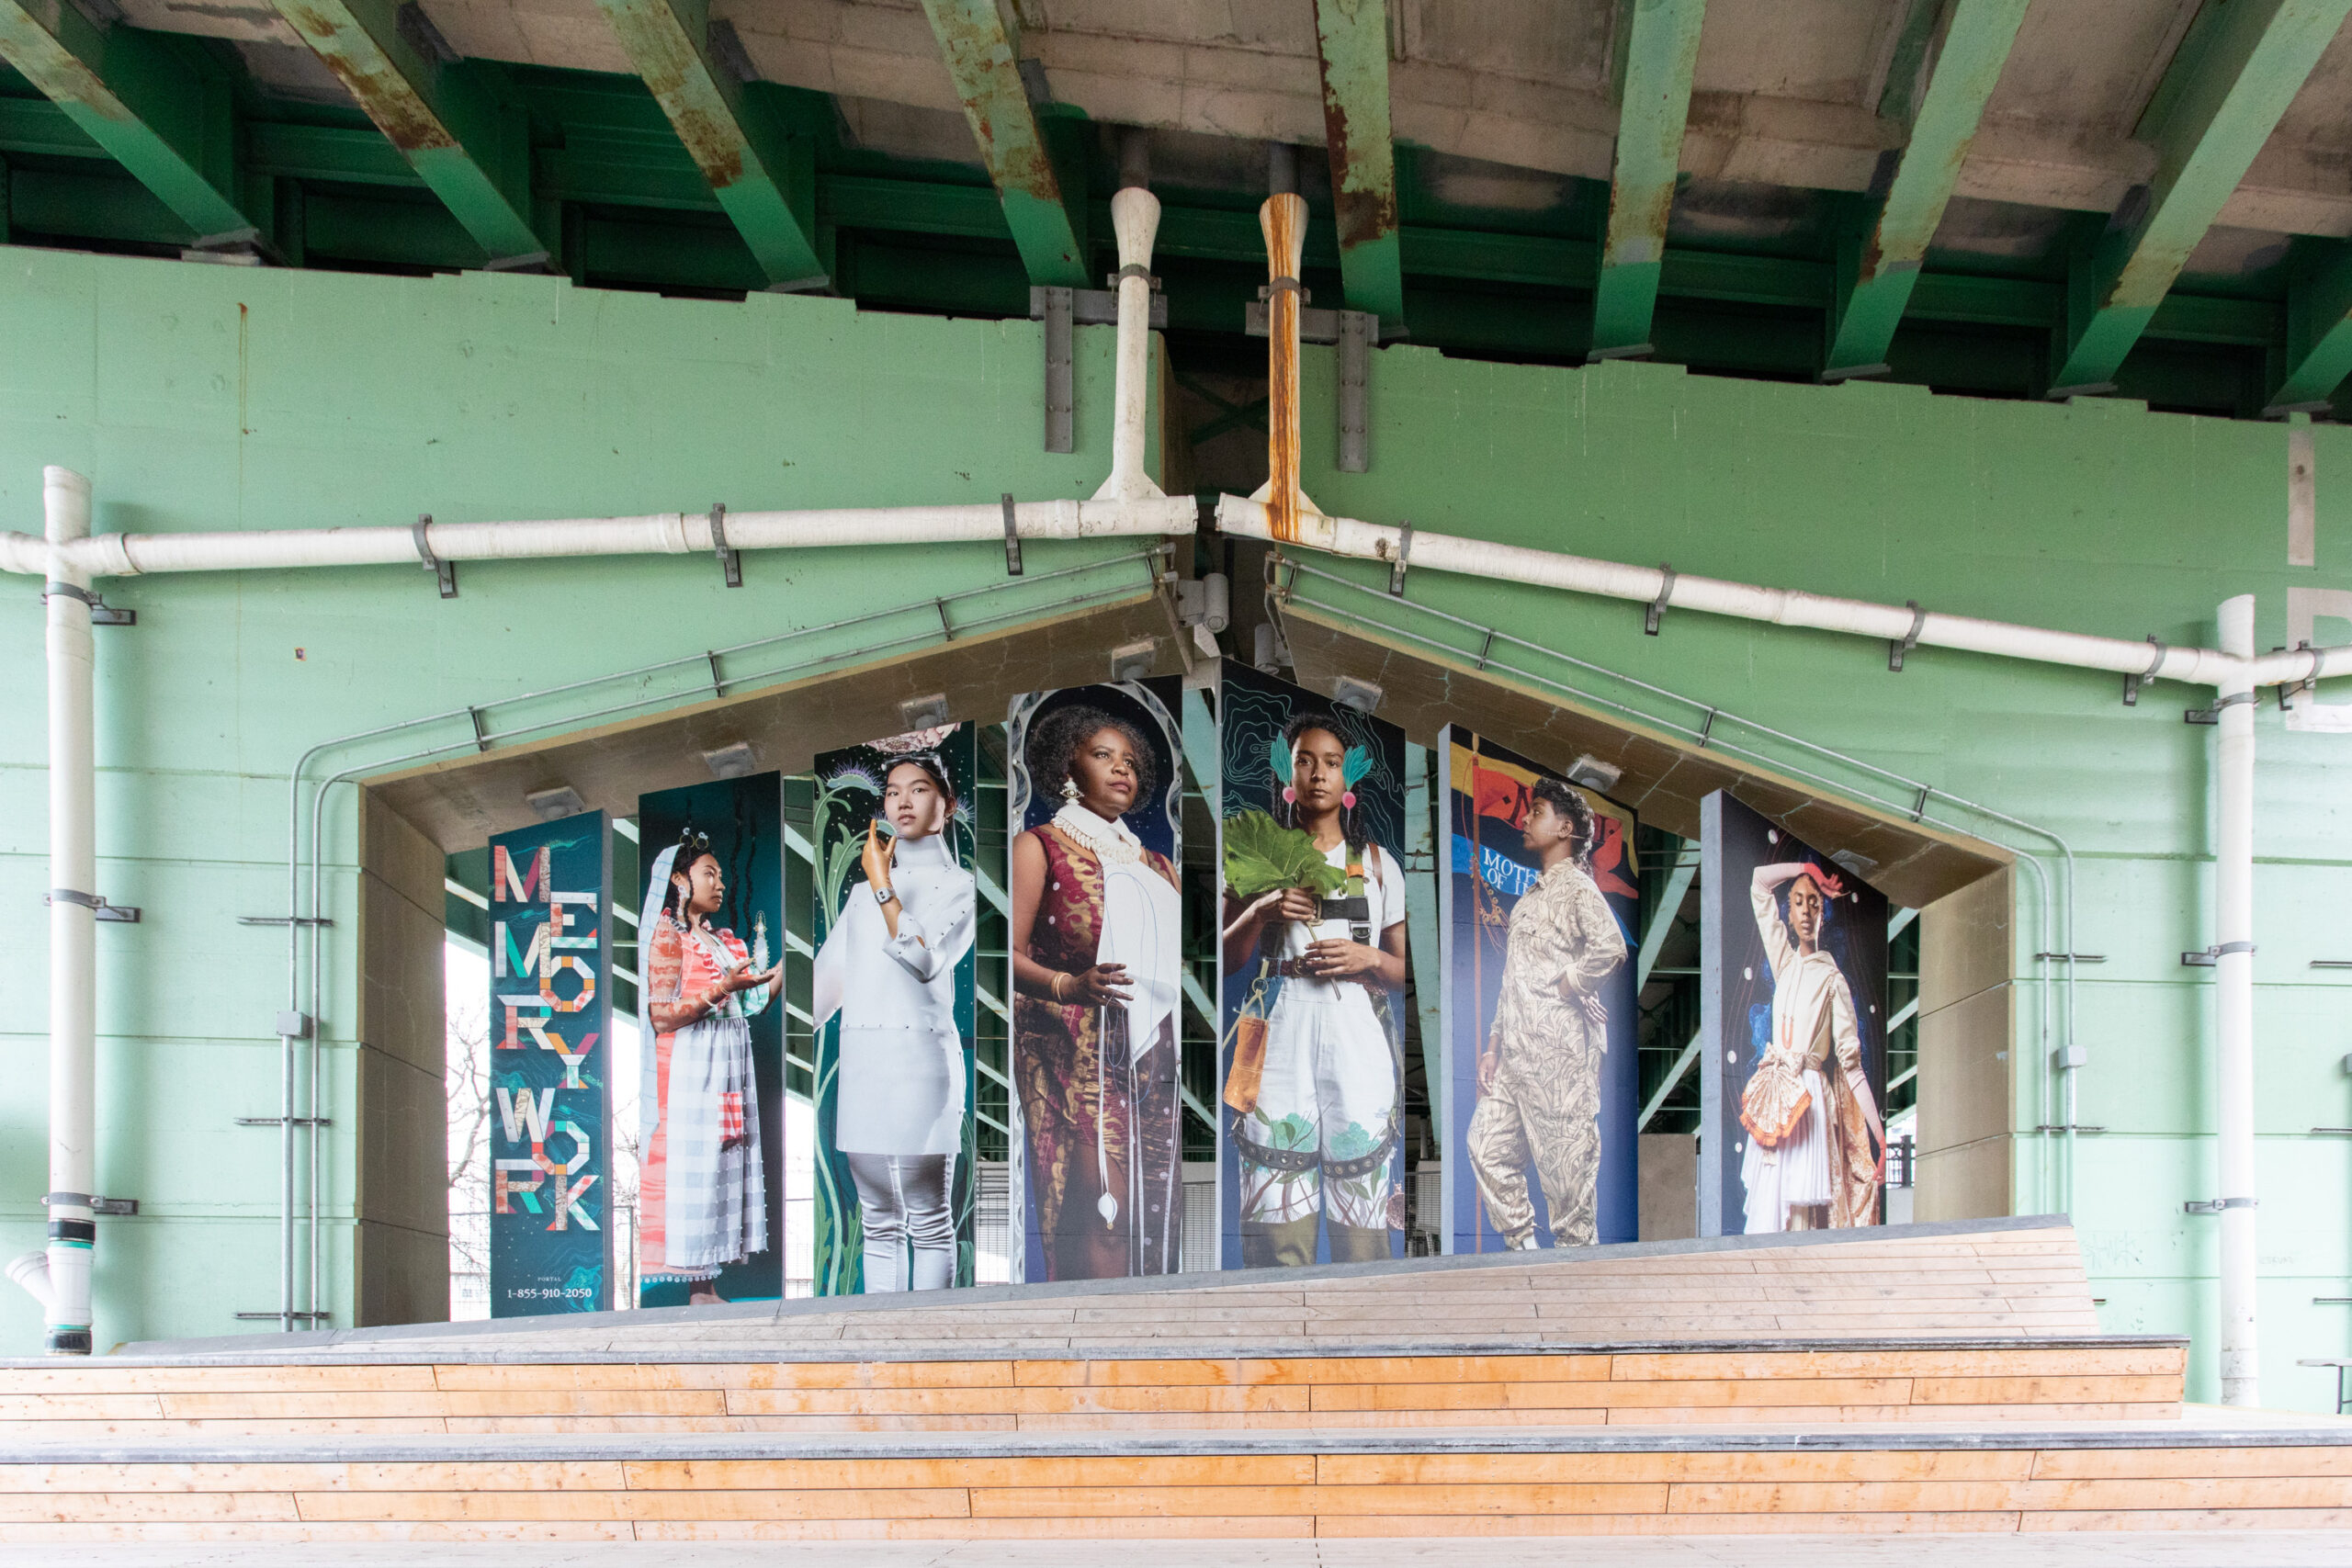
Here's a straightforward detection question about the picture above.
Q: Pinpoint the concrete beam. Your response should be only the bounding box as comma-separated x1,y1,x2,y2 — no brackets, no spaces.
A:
917,0,1087,288
2049,0,2352,396
0,6,257,241
1312,0,1405,331
2267,240,2352,412
1825,0,2031,378
592,0,826,289
1591,0,1708,358
267,0,550,265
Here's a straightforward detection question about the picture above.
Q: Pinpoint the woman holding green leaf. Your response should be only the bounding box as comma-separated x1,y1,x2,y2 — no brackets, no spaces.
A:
1221,711,1409,1267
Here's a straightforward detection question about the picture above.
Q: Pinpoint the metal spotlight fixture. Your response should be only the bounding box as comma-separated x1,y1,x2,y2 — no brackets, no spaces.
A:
1109,638,1159,682
525,784,586,821
702,741,757,780
899,693,951,730
1565,754,1622,794
1329,676,1384,715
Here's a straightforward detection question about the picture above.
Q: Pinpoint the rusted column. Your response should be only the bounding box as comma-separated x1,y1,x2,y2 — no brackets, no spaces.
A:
1261,193,1307,546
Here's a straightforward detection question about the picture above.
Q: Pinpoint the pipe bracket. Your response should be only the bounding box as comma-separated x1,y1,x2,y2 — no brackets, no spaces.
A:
2125,637,2165,706
1645,566,1677,636
42,580,134,625
709,503,741,588
1889,601,1927,671
413,516,457,599
1002,493,1023,577
1386,522,1412,597
2182,941,2256,967
2185,690,2257,725
2185,1197,2258,1213
42,1193,135,1215
45,889,139,922
1109,265,1159,288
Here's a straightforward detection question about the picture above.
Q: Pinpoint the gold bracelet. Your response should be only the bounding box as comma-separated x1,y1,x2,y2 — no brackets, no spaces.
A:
1051,972,1071,1003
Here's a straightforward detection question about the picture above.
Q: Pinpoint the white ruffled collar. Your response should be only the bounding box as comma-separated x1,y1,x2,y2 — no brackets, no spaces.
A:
1051,801,1144,865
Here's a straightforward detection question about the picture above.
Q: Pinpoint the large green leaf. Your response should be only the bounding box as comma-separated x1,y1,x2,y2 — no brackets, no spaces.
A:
1223,809,1346,902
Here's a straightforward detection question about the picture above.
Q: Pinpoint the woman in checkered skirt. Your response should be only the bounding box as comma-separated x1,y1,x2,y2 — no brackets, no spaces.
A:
641,829,780,1303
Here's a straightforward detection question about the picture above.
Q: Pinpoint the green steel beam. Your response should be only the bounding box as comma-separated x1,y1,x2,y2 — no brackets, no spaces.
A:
267,0,549,265
1312,0,1406,329
1591,0,1707,357
2048,0,2352,395
2267,240,2352,412
917,0,1087,287
1824,0,2030,377
591,0,826,288
0,10,256,241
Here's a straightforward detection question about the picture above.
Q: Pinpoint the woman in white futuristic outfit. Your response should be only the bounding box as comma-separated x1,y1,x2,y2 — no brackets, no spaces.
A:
812,754,978,1292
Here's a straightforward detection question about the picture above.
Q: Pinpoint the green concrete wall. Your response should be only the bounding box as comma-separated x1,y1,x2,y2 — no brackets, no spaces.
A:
0,244,2346,1409
0,246,1151,1350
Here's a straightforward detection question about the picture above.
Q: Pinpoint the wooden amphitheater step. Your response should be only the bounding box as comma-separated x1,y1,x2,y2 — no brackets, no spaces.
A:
0,1340,2188,1438
0,1416,2346,1540
115,1218,2106,1368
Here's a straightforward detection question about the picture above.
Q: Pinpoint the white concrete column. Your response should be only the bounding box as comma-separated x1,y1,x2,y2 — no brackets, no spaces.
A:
2214,592,2258,1406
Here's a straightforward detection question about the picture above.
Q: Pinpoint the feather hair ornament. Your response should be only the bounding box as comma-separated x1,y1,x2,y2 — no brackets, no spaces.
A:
1268,734,1293,785
1341,745,1372,789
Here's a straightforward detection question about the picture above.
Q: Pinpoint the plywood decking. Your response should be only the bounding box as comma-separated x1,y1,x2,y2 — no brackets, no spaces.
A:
112,1222,2102,1366
0,1426,2347,1540
0,1343,2188,1438
3,1221,2327,1545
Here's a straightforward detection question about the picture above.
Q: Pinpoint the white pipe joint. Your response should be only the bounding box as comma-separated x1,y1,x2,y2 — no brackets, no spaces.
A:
1095,186,1166,504
40,466,96,1356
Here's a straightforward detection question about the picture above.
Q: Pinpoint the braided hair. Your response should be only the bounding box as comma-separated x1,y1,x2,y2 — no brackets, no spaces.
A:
1025,703,1159,813
1277,709,1371,862
1530,775,1598,874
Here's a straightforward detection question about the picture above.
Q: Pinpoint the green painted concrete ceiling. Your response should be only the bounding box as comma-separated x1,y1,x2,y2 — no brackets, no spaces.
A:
7,2,2352,419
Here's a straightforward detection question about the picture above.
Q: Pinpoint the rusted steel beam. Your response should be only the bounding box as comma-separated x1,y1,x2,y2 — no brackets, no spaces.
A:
1313,0,1405,331
1824,0,2030,378
917,0,1087,288
1590,0,1707,359
2049,0,2352,396
1261,193,1308,546
267,0,549,265
0,6,256,241
592,0,825,289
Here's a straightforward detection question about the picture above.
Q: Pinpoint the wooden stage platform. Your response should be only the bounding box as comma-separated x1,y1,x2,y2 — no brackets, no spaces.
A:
2,1218,2346,1543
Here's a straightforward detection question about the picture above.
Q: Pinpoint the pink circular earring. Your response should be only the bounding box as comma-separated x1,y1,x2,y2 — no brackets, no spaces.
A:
1341,790,1357,809
1282,786,1296,804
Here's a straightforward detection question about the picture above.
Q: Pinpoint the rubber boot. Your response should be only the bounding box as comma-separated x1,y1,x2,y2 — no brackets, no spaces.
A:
1240,1214,1319,1269
1326,1223,1392,1263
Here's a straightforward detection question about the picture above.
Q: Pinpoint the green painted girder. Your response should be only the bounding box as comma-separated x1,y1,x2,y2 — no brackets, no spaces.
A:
916,0,1087,288
2049,0,2352,395
1591,0,1707,356
592,0,825,288
2267,239,2352,412
0,9,255,240
267,0,549,264
1312,0,1406,330
1824,0,2031,377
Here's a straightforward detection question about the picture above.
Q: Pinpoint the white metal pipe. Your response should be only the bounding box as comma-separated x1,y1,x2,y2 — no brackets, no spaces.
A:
1094,186,1166,503
0,497,1196,580
2214,593,2259,1406
41,466,96,1356
1219,498,2351,692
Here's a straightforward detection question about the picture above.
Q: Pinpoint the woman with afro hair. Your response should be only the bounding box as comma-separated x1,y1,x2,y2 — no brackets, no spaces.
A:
1010,701,1184,1280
